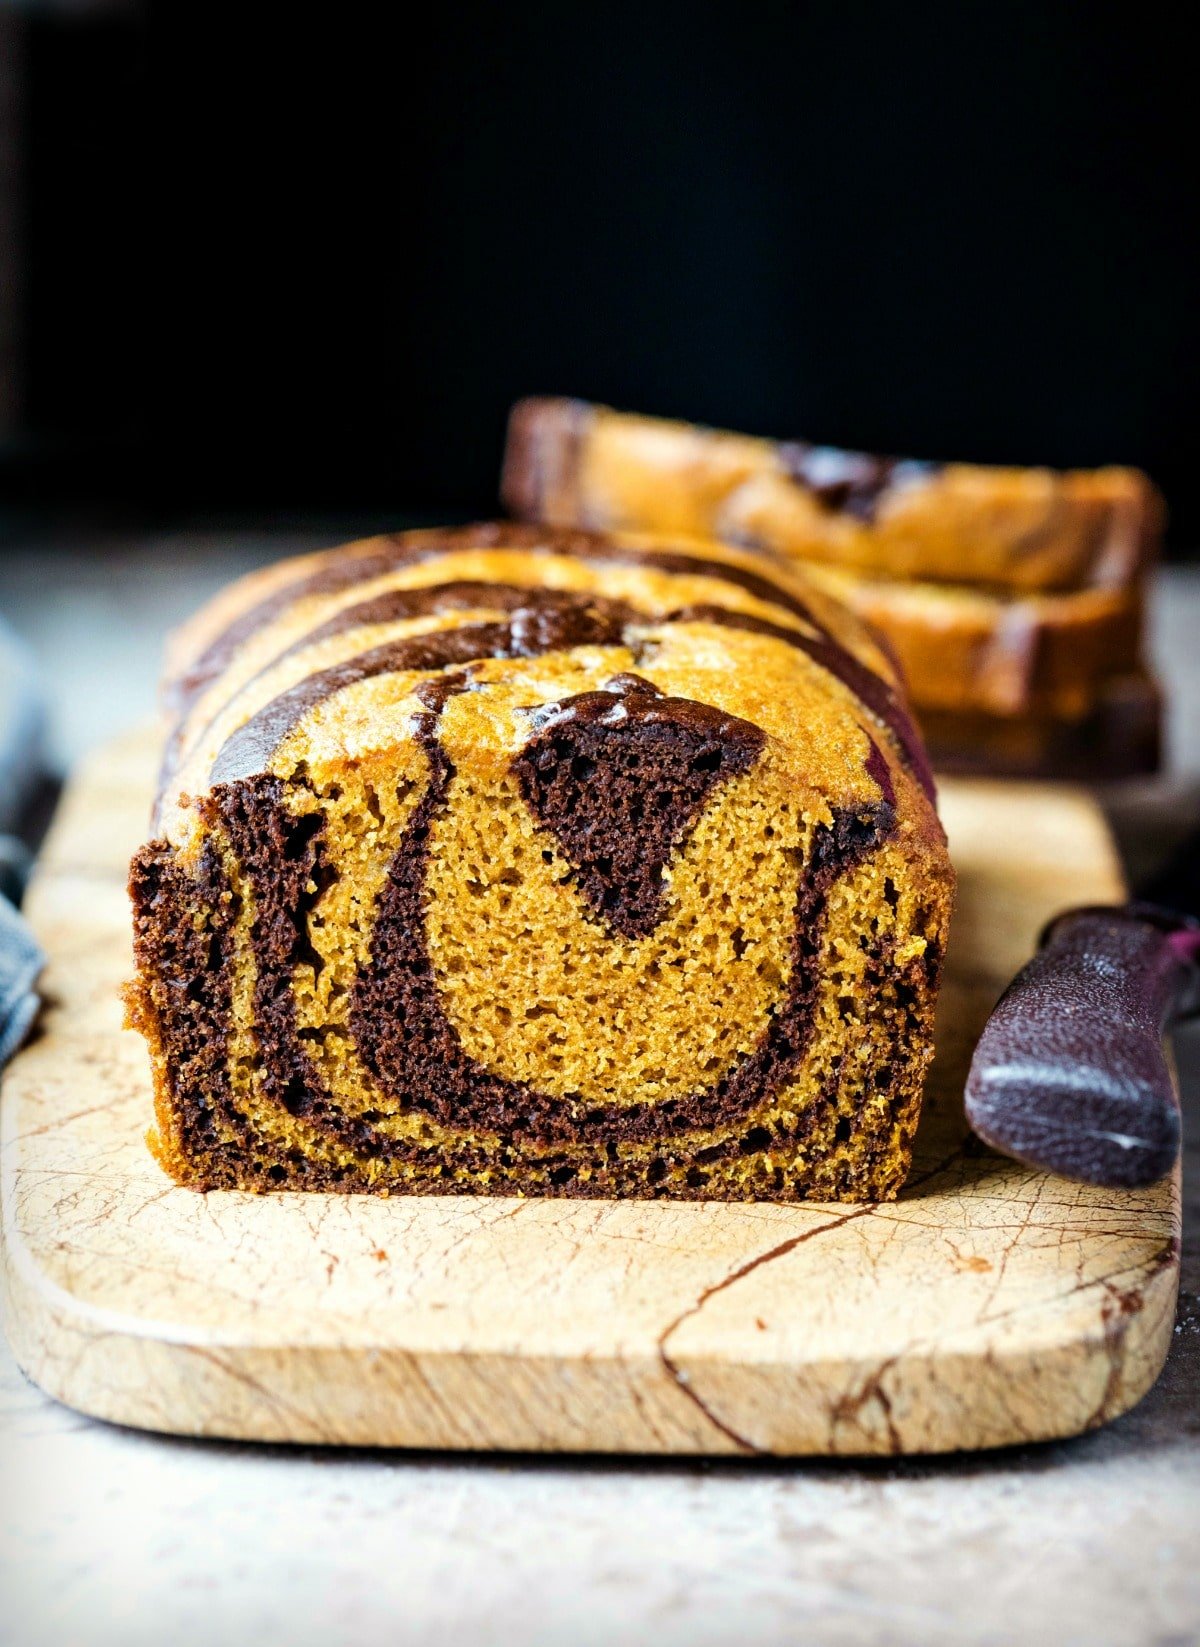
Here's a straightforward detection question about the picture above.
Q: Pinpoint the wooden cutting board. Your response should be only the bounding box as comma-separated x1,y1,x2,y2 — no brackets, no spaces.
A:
0,728,1180,1455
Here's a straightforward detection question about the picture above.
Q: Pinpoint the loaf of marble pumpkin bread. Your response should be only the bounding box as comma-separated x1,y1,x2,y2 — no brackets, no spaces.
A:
126,523,954,1201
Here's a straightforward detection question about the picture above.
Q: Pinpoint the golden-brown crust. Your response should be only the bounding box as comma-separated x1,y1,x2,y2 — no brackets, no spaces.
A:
154,521,930,847
918,672,1162,780
502,397,1162,595
804,567,1143,719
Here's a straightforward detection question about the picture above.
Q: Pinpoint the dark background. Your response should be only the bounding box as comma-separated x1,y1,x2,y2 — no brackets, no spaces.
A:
1,3,1196,545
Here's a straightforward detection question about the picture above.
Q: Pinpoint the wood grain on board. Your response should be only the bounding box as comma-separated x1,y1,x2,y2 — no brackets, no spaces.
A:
0,727,1180,1454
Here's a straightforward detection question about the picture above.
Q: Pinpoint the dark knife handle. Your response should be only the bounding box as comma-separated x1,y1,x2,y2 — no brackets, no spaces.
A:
965,905,1200,1187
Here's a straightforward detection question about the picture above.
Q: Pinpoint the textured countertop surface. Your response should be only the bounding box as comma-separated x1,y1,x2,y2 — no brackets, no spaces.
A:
1,531,1198,1647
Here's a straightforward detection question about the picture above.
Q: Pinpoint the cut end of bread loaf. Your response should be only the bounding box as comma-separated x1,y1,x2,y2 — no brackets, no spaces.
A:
128,523,953,1201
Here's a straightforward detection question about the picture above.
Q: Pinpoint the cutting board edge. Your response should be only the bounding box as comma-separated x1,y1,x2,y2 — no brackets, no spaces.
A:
2,1156,1179,1458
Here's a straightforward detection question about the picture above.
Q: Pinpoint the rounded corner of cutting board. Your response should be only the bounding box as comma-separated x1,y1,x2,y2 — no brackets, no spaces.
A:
0,1229,176,1440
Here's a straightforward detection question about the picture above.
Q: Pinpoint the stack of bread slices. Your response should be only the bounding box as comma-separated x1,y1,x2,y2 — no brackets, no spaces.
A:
502,398,1163,779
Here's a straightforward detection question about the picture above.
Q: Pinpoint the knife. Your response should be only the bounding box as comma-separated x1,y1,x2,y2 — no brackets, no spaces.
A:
965,826,1200,1187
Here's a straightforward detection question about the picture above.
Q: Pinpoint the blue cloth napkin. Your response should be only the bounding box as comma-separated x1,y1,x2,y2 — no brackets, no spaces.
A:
0,881,43,1067
1,617,48,1068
